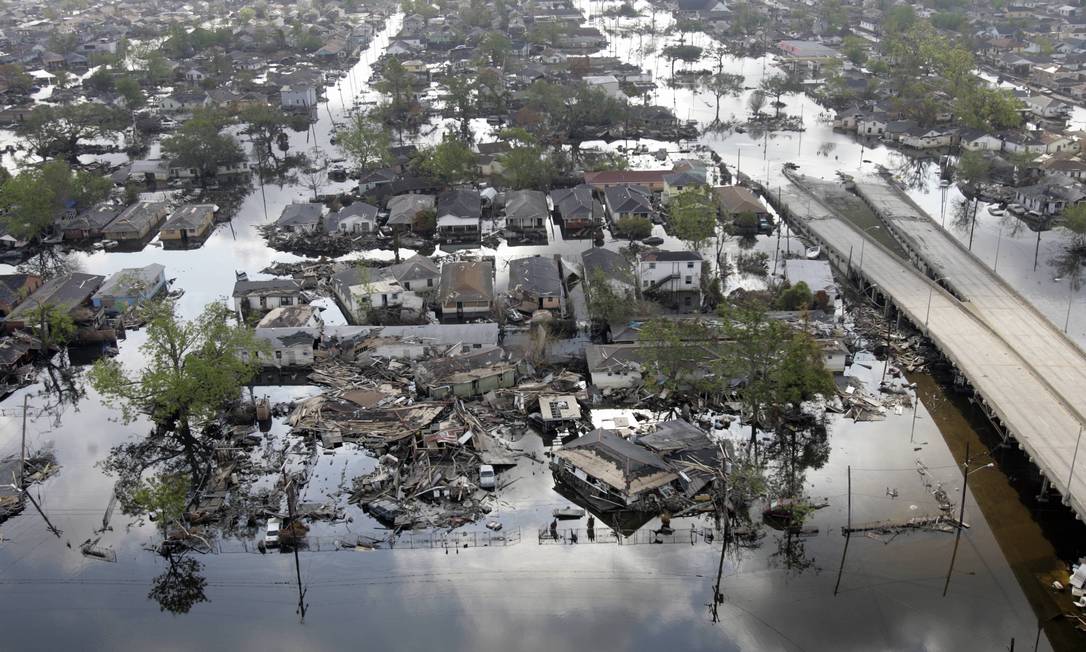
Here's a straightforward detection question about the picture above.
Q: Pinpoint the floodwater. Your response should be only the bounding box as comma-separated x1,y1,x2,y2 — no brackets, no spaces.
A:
0,2,1078,650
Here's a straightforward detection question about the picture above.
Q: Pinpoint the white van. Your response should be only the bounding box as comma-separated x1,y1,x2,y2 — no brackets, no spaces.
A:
478,465,496,490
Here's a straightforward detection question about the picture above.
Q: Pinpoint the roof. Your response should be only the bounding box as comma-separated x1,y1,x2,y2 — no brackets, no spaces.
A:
604,184,653,214
8,273,104,320
640,250,703,262
777,40,840,58
504,189,548,220
162,204,215,231
585,343,644,374
437,189,482,218
663,171,706,187
714,185,766,214
783,259,836,296
232,279,302,297
582,247,632,280
637,420,713,453
68,205,123,230
585,170,669,186
550,184,600,220
386,194,435,225
538,394,581,421
276,202,324,227
105,201,168,233
0,275,36,308
509,256,562,298
415,345,508,386
325,323,498,345
326,202,378,232
256,305,320,328
556,429,677,495
439,261,494,303
386,254,441,283
95,264,165,299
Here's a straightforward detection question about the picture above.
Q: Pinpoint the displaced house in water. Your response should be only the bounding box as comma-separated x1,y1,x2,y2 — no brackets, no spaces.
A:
415,345,517,398
783,259,838,309
438,261,494,321
91,264,167,315
102,201,170,243
585,344,643,390
232,279,305,316
331,265,416,324
552,428,679,512
159,204,216,246
508,256,564,314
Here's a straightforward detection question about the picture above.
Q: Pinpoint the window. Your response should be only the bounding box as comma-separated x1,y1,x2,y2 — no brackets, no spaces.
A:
427,278,434,287
643,280,650,287
687,262,694,269
685,276,692,285
648,262,656,270
275,350,282,359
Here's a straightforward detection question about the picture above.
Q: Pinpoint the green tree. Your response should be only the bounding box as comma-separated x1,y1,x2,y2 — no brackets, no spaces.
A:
115,76,145,109
777,281,813,310
956,150,991,188
0,160,109,240
613,215,653,242
132,472,190,532
477,31,512,67
499,145,556,189
17,103,128,162
89,301,267,481
24,302,77,348
85,66,115,93
760,74,801,118
444,74,476,140
0,64,34,95
238,103,291,168
702,72,744,123
669,187,717,253
584,266,637,325
335,110,391,172
748,90,766,116
161,111,245,185
841,36,868,66
418,134,478,186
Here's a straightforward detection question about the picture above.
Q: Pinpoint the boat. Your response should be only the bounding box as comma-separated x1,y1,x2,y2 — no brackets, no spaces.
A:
101,239,118,250
553,506,586,520
988,206,1005,216
805,245,821,259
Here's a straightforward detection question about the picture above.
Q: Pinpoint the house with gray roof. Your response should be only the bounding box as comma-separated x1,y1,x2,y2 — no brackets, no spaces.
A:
102,201,170,242
386,193,435,232
504,189,549,232
550,184,602,231
92,264,167,315
508,256,563,314
275,203,325,233
326,202,378,235
438,261,494,321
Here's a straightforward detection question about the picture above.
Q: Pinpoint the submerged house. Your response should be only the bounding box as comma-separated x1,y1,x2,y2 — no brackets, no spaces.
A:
552,428,679,511
504,189,549,232
5,273,106,336
92,264,167,315
251,305,323,368
232,279,305,315
102,201,170,242
550,184,602,231
160,204,216,245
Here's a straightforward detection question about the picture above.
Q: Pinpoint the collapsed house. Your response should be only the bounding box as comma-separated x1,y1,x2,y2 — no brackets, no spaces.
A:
414,346,518,398
552,428,680,512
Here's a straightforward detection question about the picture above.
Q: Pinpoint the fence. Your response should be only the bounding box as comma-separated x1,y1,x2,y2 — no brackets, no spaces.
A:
538,524,714,546
213,528,522,554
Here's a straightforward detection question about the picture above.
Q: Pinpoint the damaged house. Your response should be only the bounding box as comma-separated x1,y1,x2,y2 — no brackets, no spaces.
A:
251,305,323,368
508,256,564,314
5,273,107,340
232,279,305,316
415,345,517,398
438,261,494,321
552,428,679,512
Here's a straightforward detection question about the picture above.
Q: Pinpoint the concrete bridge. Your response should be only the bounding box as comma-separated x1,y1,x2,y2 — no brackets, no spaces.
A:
772,172,1086,520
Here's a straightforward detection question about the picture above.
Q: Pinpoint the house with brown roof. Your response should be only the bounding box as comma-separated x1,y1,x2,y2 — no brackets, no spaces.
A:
438,261,494,321
584,170,670,192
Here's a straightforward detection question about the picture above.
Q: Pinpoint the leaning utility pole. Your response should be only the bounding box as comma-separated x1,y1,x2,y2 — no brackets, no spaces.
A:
286,480,308,622
19,394,28,488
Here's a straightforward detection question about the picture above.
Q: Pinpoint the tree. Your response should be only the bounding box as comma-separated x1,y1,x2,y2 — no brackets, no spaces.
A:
89,301,267,482
702,72,744,123
584,266,637,325
1055,203,1086,289
761,74,800,118
499,145,556,189
299,154,328,201
161,111,245,185
418,135,478,186
670,187,717,253
662,44,703,76
0,160,109,240
17,103,128,162
776,281,813,310
238,103,292,168
613,215,653,243
132,473,190,533
0,64,33,95
148,551,208,615
748,90,766,116
956,150,990,188
335,110,391,172
24,303,77,349
477,31,512,67
841,36,868,66
85,66,115,93
115,76,145,109
444,74,476,140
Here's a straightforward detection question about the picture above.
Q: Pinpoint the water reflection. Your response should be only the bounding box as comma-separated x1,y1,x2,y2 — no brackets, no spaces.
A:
148,548,209,615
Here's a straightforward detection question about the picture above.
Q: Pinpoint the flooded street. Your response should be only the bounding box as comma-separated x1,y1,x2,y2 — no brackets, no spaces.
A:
0,2,1082,650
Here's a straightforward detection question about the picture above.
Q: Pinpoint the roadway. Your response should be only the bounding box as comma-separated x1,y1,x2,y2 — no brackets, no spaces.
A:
777,176,1086,518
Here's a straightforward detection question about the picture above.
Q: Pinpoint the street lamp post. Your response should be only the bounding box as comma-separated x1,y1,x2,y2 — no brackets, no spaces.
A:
857,225,881,271
924,276,950,334
994,222,1004,273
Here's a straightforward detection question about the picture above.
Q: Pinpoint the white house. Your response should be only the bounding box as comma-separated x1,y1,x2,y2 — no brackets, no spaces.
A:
251,305,324,368
332,266,406,323
637,250,702,312
280,83,317,110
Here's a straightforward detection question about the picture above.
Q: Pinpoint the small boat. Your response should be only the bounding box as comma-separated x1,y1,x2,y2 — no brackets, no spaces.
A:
805,245,821,259
988,206,1005,216
553,506,586,520
101,239,118,250
166,288,185,300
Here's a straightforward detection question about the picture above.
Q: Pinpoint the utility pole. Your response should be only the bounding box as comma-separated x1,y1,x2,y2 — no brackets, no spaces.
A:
943,442,969,597
834,466,852,596
286,480,308,622
711,470,728,623
19,394,28,488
